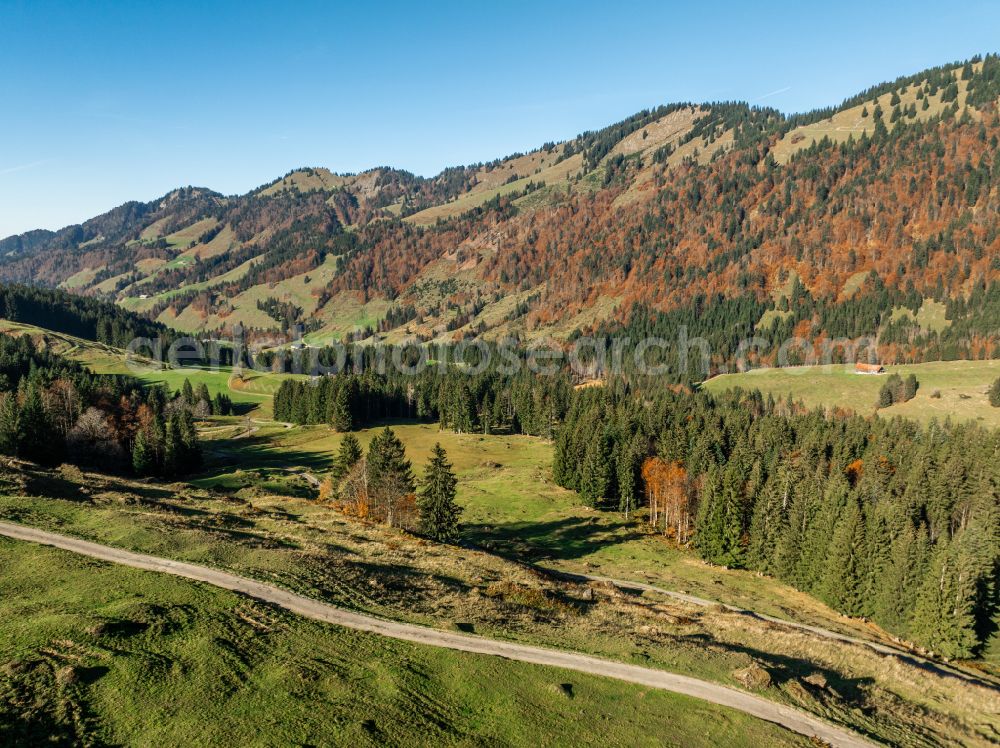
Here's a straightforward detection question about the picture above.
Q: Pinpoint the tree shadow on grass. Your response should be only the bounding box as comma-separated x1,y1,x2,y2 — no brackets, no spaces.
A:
100,479,179,501
24,473,92,503
342,557,475,600
205,435,333,473
461,515,645,562
678,634,889,743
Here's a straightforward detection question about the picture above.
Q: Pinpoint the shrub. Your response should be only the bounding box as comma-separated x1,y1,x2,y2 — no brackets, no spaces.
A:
989,378,1000,407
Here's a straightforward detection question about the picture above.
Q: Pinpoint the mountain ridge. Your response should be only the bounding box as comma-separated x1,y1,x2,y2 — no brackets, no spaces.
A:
3,53,1000,372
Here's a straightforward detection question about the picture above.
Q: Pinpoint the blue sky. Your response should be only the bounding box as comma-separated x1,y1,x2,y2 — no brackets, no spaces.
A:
2,0,998,237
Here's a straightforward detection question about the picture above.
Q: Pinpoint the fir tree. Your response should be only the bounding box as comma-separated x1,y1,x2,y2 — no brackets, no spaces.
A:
331,433,363,483
0,392,19,456
989,377,1000,407
18,382,55,464
788,472,834,591
178,410,201,471
747,466,790,572
579,431,612,506
132,429,153,475
330,384,354,432
877,383,894,409
873,523,930,635
819,495,869,617
616,433,645,517
911,540,981,659
366,427,414,527
195,382,212,409
163,414,180,476
416,443,461,542
694,464,746,567
182,378,195,406
212,392,233,416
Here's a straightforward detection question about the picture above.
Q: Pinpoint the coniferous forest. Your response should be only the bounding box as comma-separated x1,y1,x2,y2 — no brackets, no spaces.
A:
272,362,571,436
11,10,1000,746
552,383,998,659
0,333,202,476
274,351,998,660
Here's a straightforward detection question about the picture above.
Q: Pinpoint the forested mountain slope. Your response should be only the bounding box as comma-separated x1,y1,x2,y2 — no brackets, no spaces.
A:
3,55,1000,367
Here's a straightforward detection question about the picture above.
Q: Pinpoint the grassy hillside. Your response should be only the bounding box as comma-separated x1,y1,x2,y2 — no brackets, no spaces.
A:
0,538,807,747
1,458,997,746
199,421,898,636
703,360,1000,428
772,63,980,163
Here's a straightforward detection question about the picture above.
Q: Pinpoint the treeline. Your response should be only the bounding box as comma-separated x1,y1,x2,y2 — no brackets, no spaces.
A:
0,334,202,476
0,284,173,348
587,273,1000,386
176,378,234,418
272,362,571,437
553,384,999,659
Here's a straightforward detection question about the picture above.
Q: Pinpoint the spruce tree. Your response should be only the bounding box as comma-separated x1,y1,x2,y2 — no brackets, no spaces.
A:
718,462,748,568
989,377,1000,407
695,465,745,567
179,410,201,471
0,393,19,456
877,383,894,409
330,384,353,432
911,540,980,659
132,429,153,475
196,382,211,409
164,414,180,476
873,523,930,635
787,471,832,590
450,382,476,433
747,467,790,573
417,443,461,542
331,433,362,483
366,427,414,526
617,433,645,517
579,431,611,506
182,378,195,406
819,495,869,617
18,382,55,464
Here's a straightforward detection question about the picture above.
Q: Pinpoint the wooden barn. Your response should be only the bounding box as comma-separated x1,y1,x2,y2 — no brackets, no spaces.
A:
855,362,885,375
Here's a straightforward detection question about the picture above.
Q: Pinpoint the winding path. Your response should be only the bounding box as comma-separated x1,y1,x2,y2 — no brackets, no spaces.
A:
541,568,989,687
0,521,874,748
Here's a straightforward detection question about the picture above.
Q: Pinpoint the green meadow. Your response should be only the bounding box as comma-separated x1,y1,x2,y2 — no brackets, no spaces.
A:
703,359,1000,428
1,538,806,747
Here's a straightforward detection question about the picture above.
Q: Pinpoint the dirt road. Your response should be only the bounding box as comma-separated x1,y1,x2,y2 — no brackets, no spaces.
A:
543,568,988,686
0,521,875,748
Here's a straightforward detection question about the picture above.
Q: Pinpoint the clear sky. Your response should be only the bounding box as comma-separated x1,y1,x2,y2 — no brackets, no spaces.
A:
2,0,998,237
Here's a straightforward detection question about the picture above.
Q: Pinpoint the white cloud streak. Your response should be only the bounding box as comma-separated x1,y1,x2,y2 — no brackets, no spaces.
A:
756,86,792,101
0,159,53,175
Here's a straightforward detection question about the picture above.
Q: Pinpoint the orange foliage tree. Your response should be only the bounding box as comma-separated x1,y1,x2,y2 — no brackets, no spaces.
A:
641,457,694,544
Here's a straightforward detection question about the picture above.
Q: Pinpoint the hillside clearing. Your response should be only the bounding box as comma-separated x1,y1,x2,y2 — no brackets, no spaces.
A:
703,359,1000,428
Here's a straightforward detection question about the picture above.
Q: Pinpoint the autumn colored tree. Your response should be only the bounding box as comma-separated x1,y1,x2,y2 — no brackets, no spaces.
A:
642,457,694,543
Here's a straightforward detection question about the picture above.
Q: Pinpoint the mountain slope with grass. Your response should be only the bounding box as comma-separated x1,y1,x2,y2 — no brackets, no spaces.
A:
3,55,1000,368
1,458,997,746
